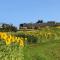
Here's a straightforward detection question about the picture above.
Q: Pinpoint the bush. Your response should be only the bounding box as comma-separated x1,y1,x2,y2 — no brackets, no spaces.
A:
26,35,37,44
14,33,38,44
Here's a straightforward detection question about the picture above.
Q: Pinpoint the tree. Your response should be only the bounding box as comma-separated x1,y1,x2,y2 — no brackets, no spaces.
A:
2,23,17,32
36,20,43,23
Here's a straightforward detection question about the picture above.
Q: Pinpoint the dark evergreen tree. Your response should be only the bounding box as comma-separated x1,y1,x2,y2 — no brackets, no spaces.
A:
36,20,43,23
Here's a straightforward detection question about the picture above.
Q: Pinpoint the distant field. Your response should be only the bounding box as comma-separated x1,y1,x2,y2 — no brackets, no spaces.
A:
0,27,60,60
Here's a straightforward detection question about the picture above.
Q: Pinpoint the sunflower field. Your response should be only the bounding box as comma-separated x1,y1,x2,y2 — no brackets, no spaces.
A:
0,32,24,60
0,27,60,60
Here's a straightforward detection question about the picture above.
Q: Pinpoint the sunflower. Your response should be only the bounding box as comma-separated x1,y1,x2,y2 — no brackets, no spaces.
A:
16,37,20,43
19,38,24,47
5,37,11,45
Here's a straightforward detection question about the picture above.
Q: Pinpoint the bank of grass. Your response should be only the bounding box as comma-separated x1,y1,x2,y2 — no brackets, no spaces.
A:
0,27,60,60
24,39,60,60
23,28,60,60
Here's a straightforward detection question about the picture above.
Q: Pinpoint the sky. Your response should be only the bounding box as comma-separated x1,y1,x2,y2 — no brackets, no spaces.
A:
0,0,60,27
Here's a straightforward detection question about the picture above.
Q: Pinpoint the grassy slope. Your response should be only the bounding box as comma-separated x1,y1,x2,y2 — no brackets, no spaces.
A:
24,40,60,60
0,27,60,60
23,28,60,60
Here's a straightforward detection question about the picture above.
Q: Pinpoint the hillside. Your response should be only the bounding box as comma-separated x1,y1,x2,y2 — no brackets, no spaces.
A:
0,27,60,60
18,27,60,60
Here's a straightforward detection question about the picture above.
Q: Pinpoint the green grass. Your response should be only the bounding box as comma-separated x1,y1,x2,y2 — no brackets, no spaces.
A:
23,28,60,60
0,28,60,60
24,40,60,60
0,40,24,60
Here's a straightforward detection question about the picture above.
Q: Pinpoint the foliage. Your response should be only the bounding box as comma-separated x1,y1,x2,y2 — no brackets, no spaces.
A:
0,27,60,60
0,32,24,47
0,24,17,32
0,39,24,60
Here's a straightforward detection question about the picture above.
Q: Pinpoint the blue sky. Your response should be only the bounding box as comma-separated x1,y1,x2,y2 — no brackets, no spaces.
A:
0,0,60,27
